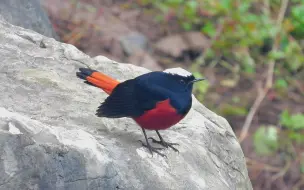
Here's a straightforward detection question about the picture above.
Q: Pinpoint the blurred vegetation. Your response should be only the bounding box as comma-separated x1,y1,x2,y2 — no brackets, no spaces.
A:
136,0,304,188
254,125,279,155
280,110,304,143
137,2,304,129
254,110,304,155
139,0,303,74
45,0,304,188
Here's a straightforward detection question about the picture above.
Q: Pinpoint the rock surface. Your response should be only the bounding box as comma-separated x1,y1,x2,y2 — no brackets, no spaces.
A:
155,32,210,58
120,32,148,56
0,0,58,39
0,17,252,190
128,50,162,71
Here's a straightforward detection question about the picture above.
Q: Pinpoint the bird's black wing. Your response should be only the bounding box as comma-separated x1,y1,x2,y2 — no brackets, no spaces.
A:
96,79,140,118
96,75,168,118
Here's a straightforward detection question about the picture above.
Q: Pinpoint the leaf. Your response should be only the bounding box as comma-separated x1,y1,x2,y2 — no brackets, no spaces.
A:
186,0,198,10
288,132,304,144
253,126,279,156
289,114,304,130
280,34,289,51
280,110,304,130
204,48,215,59
280,110,292,127
182,22,192,31
268,51,285,60
274,79,288,90
290,5,304,38
291,5,304,20
201,21,216,37
220,0,232,12
284,41,304,71
238,2,250,13
243,64,255,74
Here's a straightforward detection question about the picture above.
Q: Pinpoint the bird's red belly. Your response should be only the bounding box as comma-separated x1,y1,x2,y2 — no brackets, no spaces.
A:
133,99,185,130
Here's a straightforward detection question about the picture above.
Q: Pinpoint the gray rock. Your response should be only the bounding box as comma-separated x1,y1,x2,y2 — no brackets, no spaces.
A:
183,32,210,51
155,34,188,58
0,0,58,39
155,32,210,58
120,32,148,56
0,17,252,190
128,50,163,71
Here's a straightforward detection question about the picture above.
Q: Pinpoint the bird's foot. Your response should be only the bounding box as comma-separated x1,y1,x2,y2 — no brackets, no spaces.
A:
148,137,179,153
138,140,167,158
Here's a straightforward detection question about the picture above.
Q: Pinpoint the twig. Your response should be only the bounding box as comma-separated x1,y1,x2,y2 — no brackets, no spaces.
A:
264,0,270,16
292,175,304,190
246,157,281,172
239,0,289,142
270,159,291,182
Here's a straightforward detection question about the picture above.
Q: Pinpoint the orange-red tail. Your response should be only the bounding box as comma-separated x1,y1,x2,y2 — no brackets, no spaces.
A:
76,68,120,95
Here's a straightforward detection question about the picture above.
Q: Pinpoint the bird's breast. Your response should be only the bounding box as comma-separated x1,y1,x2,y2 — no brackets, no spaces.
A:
133,99,185,130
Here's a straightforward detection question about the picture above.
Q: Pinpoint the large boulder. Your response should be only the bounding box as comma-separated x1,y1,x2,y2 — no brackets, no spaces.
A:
0,0,58,39
0,18,252,190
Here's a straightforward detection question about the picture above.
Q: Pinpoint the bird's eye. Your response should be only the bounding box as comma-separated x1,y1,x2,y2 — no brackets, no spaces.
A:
180,79,186,84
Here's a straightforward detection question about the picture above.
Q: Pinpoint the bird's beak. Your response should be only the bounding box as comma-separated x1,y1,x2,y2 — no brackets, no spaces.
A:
190,78,205,84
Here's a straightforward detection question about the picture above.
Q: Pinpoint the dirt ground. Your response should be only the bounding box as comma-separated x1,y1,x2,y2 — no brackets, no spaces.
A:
42,0,304,189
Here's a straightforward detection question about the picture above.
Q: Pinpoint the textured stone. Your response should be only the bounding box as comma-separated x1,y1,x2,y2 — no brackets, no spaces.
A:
0,17,252,190
128,50,162,71
155,32,210,58
183,32,210,51
155,34,188,58
0,0,58,39
120,32,149,56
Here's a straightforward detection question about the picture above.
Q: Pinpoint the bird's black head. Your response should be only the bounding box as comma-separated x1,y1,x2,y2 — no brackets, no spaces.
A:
137,67,204,94
162,67,205,93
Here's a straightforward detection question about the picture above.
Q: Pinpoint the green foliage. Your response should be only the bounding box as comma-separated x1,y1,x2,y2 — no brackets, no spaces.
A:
253,126,279,156
220,104,248,116
253,110,304,164
254,111,304,156
274,78,288,90
201,21,216,37
280,110,304,130
192,72,209,100
138,0,304,181
283,39,304,72
143,0,304,74
280,110,304,144
290,4,304,38
151,0,200,31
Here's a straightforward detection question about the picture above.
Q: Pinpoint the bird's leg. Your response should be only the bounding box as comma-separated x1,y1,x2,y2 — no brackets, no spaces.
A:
149,130,179,152
138,128,166,157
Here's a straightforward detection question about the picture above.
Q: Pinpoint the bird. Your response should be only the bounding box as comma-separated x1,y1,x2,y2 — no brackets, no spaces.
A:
76,67,204,157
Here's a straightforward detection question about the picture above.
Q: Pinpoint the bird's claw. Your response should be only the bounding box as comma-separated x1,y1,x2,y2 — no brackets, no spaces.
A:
138,140,167,158
148,137,180,153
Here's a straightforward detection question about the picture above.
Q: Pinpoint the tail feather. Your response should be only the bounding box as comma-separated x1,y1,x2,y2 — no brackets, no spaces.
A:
76,67,120,95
